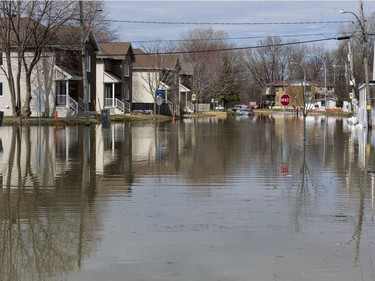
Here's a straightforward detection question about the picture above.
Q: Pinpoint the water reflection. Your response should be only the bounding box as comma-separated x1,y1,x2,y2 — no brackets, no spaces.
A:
0,126,100,281
0,113,374,280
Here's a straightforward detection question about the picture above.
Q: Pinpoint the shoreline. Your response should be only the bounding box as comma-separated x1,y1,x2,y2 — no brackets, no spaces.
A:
0,109,352,126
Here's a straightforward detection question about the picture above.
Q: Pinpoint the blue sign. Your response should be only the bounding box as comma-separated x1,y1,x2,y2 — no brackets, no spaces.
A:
156,89,165,97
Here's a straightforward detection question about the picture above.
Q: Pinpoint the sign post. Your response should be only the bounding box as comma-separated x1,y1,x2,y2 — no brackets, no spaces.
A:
155,90,165,115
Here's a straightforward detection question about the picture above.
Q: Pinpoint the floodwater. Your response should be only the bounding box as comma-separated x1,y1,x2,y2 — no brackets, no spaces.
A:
1,113,375,281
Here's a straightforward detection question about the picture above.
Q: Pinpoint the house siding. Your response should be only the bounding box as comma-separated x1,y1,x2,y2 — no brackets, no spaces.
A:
0,51,56,117
96,60,105,112
132,71,158,104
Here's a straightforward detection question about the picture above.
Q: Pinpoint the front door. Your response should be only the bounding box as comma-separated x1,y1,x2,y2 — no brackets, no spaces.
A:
56,81,67,106
104,84,114,107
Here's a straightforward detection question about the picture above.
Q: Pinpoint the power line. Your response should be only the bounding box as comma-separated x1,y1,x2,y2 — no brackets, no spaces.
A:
105,19,352,26
133,37,339,56
130,33,337,44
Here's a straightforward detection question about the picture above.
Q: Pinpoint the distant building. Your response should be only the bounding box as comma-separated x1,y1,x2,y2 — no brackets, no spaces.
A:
265,80,336,109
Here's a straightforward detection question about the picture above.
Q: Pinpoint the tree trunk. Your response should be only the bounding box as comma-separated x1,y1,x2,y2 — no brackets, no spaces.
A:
20,74,32,118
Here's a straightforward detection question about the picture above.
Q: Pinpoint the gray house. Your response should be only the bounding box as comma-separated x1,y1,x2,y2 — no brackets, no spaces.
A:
96,42,135,114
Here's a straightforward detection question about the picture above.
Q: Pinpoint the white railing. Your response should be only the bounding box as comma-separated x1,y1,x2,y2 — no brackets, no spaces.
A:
56,95,78,113
78,97,85,111
114,98,125,112
69,96,78,113
186,101,194,112
104,98,126,112
124,101,131,113
197,103,210,112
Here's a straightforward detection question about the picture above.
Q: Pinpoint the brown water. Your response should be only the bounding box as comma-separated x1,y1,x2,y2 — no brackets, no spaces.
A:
1,113,375,281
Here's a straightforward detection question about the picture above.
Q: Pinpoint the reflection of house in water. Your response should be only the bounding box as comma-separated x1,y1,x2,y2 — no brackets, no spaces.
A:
95,123,134,194
0,126,103,281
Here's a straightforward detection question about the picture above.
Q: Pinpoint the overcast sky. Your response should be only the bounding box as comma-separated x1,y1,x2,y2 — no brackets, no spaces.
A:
103,1,375,50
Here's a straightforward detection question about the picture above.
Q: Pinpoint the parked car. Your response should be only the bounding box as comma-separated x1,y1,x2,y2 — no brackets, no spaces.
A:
237,108,254,116
233,104,248,111
247,104,259,109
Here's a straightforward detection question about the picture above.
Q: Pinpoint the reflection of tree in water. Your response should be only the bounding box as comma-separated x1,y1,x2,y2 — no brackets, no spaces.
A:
292,119,318,232
0,127,100,281
350,168,366,267
345,130,368,268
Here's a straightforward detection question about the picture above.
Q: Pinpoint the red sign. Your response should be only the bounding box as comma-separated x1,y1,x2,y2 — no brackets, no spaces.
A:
280,94,291,106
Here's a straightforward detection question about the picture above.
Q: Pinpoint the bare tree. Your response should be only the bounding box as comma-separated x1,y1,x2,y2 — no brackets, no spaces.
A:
245,36,307,88
178,27,236,104
89,1,118,42
136,41,179,114
0,1,77,119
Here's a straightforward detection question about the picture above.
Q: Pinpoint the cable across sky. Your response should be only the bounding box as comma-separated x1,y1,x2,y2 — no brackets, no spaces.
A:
106,19,353,26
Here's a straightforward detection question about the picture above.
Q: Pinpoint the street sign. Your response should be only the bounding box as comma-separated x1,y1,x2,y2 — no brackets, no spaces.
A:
155,89,165,97
156,96,163,106
280,94,291,106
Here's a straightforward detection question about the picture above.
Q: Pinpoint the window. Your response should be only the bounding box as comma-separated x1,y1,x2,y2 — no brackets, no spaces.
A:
124,86,129,100
0,52,3,65
86,51,91,72
0,82,3,97
87,83,91,102
124,63,129,77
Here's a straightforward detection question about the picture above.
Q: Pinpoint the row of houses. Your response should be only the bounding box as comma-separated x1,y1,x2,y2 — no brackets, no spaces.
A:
0,19,341,118
0,24,194,118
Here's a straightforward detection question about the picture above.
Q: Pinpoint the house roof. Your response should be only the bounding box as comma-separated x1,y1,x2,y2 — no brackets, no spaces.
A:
0,17,100,51
180,62,194,76
104,71,122,83
0,17,51,47
54,65,82,81
179,84,191,92
53,26,100,51
98,42,135,61
133,48,179,70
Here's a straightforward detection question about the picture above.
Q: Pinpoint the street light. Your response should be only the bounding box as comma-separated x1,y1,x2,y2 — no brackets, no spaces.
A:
340,2,370,126
307,55,327,110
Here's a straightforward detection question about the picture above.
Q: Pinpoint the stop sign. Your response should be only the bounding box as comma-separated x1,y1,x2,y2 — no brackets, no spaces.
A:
280,94,291,106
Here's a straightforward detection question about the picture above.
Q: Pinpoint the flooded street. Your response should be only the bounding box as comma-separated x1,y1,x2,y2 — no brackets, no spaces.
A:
1,113,375,281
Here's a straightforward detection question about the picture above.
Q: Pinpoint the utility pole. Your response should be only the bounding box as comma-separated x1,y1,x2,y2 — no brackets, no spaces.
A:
340,0,371,127
79,0,90,126
359,0,371,117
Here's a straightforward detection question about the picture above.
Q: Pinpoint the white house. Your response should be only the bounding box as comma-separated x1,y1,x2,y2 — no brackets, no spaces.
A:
132,49,181,113
0,19,99,118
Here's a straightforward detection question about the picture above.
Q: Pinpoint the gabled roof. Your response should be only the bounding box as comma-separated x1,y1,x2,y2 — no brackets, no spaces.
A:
133,48,179,70
54,65,82,81
53,26,100,51
104,71,122,83
179,84,191,92
0,17,51,47
0,17,100,51
98,42,135,61
180,62,194,76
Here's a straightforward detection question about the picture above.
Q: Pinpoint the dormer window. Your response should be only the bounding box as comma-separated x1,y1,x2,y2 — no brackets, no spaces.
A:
86,51,91,72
